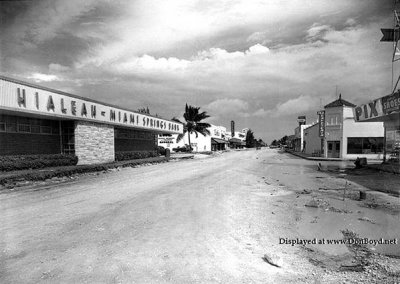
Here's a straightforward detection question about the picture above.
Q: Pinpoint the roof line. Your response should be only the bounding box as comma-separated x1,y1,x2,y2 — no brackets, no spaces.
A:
0,74,176,123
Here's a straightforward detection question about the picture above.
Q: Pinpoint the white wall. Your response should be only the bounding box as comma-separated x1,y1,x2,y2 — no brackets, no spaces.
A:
342,107,384,159
158,124,229,152
323,106,384,159
304,123,321,155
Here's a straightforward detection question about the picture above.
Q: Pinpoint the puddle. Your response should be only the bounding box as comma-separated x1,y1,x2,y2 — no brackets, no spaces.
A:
252,191,292,197
298,197,400,257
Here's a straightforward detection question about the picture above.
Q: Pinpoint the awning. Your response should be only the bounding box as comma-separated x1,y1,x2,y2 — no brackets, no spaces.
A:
229,138,242,143
212,138,229,144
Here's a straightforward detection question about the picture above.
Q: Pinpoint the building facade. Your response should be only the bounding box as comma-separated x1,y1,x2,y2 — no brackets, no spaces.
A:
158,124,229,152
323,96,384,159
0,76,183,165
303,123,321,156
293,124,311,152
354,91,400,162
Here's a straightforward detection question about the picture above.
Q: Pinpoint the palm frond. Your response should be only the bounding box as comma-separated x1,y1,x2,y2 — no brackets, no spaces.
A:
195,111,210,121
176,132,186,142
171,117,183,124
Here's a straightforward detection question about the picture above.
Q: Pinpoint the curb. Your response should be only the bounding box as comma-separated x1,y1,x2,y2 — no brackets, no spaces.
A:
284,150,348,161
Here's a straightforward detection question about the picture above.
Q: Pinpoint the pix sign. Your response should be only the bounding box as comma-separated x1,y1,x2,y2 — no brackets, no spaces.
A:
354,98,384,122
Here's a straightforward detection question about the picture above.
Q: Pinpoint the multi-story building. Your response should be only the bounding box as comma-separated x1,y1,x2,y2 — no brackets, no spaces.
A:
303,95,384,159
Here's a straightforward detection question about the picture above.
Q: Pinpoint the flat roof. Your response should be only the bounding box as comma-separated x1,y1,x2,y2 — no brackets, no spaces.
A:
0,74,173,122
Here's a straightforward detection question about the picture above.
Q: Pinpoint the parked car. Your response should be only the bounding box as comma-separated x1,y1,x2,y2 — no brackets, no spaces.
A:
172,145,193,152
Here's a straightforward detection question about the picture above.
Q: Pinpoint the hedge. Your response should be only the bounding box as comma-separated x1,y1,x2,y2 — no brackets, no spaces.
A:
115,151,158,161
0,154,78,172
0,156,168,187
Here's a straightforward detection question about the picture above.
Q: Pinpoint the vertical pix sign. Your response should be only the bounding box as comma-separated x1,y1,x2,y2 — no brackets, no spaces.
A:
317,110,325,137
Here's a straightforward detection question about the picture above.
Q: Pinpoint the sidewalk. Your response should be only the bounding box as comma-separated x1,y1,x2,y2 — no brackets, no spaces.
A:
284,149,347,161
169,153,195,160
284,149,400,174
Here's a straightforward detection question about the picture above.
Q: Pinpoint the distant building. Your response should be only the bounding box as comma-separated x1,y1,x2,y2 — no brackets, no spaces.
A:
303,123,321,156
158,124,228,152
293,123,312,152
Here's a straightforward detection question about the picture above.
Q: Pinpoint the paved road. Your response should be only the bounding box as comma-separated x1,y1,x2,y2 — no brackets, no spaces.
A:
0,149,398,283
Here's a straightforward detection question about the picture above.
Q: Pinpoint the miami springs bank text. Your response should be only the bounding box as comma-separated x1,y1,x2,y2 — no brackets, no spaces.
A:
279,237,398,246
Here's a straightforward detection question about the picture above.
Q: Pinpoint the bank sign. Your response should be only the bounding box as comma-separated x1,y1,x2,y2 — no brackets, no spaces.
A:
0,77,183,134
354,91,400,122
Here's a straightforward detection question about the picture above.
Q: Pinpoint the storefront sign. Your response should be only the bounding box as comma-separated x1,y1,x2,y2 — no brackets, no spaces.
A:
382,91,400,114
354,98,384,122
297,115,306,125
1,77,183,134
317,110,325,137
158,137,175,144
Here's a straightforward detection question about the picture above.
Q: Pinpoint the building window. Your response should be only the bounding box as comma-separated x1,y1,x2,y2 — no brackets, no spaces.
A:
347,137,383,154
31,125,41,133
18,124,31,133
40,126,52,134
0,122,5,132
6,123,17,132
61,121,75,155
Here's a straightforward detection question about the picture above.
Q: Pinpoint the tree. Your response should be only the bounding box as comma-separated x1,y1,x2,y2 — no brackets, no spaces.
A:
172,104,211,152
257,138,266,147
278,135,288,146
245,129,256,148
271,139,278,146
137,107,150,114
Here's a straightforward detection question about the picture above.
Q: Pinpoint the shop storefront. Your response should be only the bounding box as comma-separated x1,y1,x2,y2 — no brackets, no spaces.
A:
0,76,183,165
355,91,400,162
298,96,384,159
229,138,245,149
324,96,384,159
211,138,228,151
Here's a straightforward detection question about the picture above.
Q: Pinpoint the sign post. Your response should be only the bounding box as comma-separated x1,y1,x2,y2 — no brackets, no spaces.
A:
317,110,325,157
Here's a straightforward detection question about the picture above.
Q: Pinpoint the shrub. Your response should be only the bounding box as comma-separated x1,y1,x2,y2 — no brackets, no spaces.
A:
0,156,169,187
0,154,78,172
157,146,166,156
115,151,158,161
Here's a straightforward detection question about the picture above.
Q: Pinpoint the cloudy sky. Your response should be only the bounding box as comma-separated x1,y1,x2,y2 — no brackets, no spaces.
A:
0,0,395,142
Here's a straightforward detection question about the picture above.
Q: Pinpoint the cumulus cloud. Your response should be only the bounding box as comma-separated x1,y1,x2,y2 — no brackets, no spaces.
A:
246,44,270,55
28,73,60,82
205,98,250,118
270,95,318,117
113,55,190,74
306,24,332,41
6,0,99,44
49,63,71,72
345,18,357,26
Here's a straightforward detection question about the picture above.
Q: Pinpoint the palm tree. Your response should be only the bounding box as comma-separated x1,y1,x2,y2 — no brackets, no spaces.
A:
172,104,211,152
